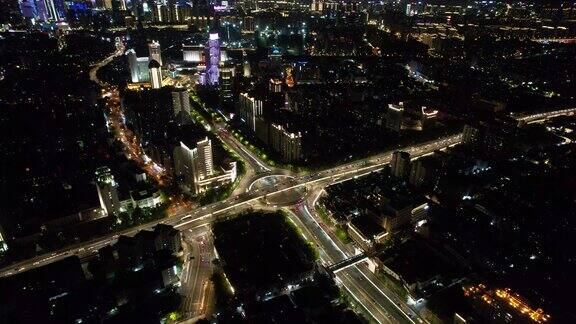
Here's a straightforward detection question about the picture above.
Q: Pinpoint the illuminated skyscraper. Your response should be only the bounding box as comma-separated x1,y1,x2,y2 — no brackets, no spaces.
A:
43,0,65,21
128,49,151,82
149,59,163,89
95,167,120,216
220,67,233,101
174,137,229,194
0,224,8,253
148,40,162,66
243,60,251,78
182,45,204,62
19,0,64,22
206,32,220,85
239,92,263,132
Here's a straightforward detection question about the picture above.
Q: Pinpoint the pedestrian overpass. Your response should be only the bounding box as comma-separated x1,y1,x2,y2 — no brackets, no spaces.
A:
327,252,370,273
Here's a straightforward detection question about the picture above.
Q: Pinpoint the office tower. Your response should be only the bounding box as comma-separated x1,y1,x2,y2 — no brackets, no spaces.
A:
391,151,411,179
148,40,162,66
172,87,191,116
35,0,50,21
220,67,233,101
220,47,228,62
386,102,404,132
149,59,162,89
242,15,254,33
95,167,120,216
195,137,214,178
137,57,150,82
127,49,150,82
269,78,282,92
243,60,251,78
173,137,217,194
182,45,204,62
206,32,220,85
239,92,263,132
21,0,63,22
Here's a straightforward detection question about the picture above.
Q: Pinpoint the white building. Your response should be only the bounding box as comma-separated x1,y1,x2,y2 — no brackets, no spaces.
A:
172,87,191,116
173,137,237,194
95,166,120,216
182,45,204,63
130,187,163,209
149,59,163,89
243,61,251,78
148,40,162,66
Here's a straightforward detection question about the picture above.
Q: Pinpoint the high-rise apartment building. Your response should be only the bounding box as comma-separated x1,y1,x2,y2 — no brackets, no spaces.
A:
172,87,191,116
239,92,264,132
269,123,302,163
391,151,411,179
220,67,234,101
127,49,150,83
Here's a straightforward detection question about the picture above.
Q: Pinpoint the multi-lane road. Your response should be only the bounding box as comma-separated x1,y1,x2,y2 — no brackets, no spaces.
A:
0,132,462,324
0,134,461,278
6,41,573,323
180,225,215,319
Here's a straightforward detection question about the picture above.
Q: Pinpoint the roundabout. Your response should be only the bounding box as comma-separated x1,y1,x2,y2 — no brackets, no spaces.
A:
248,174,308,206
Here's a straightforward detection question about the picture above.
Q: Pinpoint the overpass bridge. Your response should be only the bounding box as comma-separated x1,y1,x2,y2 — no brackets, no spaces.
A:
512,107,576,124
327,247,388,273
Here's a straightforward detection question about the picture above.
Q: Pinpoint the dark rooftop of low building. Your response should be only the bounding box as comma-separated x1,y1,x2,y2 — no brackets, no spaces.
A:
350,214,386,240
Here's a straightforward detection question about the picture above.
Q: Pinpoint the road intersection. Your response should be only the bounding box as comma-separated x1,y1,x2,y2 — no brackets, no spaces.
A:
4,42,573,323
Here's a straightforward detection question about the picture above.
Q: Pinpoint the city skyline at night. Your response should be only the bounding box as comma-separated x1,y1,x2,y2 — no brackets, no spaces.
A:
0,0,575,323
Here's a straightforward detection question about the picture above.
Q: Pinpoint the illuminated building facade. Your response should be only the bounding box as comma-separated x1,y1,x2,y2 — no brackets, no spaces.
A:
239,92,263,132
149,59,162,89
95,166,120,216
205,32,221,85
19,0,65,22
128,49,151,83
269,123,302,163
386,102,404,132
148,40,162,66
243,61,251,78
174,137,237,194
